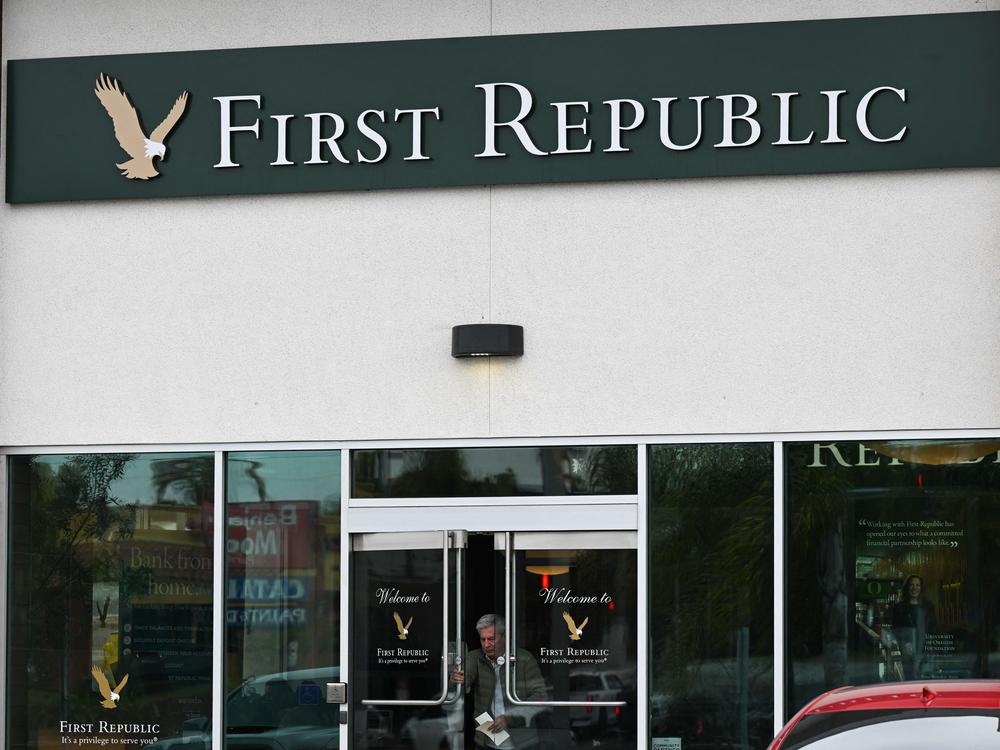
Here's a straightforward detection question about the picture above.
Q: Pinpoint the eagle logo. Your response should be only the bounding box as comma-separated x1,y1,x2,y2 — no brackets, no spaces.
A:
91,665,129,709
562,611,589,641
393,611,413,640
94,73,189,180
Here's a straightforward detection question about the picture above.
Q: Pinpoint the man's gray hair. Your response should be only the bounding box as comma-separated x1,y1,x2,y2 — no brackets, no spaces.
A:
475,613,506,633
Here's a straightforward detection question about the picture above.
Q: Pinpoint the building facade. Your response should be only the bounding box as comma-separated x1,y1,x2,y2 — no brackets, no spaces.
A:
3,2,1000,750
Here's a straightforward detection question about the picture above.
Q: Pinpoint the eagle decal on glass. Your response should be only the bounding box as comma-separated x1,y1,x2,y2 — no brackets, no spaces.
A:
94,73,188,180
393,611,413,640
91,664,129,709
562,611,589,641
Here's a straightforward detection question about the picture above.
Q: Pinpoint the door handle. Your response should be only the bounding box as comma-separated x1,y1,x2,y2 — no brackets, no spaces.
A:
502,532,625,708
443,547,464,706
362,530,452,706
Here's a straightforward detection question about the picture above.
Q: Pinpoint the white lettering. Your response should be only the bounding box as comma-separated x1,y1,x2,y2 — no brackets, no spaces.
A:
254,529,278,556
228,505,298,528
357,109,389,163
375,587,431,604
213,95,261,168
304,113,351,164
475,82,548,157
226,529,279,557
270,114,295,166
148,580,197,596
808,442,852,468
603,99,645,153
771,92,814,145
820,90,848,144
653,96,708,151
551,101,592,154
59,722,95,733
715,94,761,148
538,587,612,605
856,86,907,143
857,443,881,467
96,721,161,733
394,107,440,160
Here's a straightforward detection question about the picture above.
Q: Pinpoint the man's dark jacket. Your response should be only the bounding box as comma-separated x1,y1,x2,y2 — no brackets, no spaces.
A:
464,647,547,748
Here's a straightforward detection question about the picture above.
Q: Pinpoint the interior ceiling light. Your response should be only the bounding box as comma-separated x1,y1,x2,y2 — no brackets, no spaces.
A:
525,565,572,576
451,324,523,358
868,440,1000,466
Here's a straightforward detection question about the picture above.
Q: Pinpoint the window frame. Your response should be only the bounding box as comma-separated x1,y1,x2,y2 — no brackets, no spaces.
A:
3,428,1000,749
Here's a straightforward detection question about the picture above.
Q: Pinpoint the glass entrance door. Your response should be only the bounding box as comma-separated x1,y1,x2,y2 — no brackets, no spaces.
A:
348,530,636,750
502,532,637,750
350,531,466,750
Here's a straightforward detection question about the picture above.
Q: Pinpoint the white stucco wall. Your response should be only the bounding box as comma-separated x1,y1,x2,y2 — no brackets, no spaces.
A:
1,0,998,446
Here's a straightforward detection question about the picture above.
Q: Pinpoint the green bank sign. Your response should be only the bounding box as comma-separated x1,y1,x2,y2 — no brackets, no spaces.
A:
6,11,999,204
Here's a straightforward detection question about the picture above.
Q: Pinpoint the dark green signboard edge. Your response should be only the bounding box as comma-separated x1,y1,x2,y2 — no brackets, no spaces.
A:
5,11,999,204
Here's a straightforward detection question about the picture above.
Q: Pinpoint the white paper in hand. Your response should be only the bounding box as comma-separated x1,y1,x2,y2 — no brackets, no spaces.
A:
474,712,511,745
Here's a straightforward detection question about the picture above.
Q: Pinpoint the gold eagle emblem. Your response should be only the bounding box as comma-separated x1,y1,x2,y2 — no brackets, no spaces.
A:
91,664,129,709
562,611,589,641
94,73,188,180
393,611,413,640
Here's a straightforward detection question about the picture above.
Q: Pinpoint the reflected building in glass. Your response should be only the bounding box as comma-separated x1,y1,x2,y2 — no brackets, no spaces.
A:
224,450,342,739
7,453,215,749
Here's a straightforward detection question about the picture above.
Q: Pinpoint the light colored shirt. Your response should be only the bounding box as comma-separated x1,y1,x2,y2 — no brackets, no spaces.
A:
490,657,504,718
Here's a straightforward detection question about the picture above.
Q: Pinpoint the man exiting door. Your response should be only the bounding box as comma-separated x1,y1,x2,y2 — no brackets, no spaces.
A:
450,614,546,748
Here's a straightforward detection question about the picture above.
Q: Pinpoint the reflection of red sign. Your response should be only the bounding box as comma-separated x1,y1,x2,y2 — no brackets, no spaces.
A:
205,502,316,569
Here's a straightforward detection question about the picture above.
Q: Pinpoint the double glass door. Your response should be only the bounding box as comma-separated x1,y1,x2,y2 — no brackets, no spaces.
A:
349,530,637,750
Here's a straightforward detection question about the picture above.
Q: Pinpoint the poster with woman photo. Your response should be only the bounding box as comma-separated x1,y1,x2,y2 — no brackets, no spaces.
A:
853,498,968,681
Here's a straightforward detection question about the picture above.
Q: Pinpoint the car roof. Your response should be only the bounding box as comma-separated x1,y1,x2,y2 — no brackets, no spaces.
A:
242,666,340,687
806,680,1000,713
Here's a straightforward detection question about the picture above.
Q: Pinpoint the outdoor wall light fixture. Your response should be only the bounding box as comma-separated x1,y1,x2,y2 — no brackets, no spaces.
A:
451,324,524,358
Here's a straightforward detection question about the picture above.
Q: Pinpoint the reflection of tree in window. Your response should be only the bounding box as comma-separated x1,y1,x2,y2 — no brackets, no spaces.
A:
26,454,137,624
583,446,638,494
785,443,855,703
240,459,268,501
9,452,216,748
648,443,773,750
389,449,519,496
9,455,137,738
151,456,213,505
355,445,637,497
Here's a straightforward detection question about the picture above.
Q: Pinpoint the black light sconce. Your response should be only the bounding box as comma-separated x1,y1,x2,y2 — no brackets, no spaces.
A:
451,324,524,358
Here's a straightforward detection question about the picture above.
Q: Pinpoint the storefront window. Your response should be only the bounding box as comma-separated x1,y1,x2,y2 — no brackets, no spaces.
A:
224,450,341,748
786,439,1000,716
6,452,214,750
648,443,774,750
353,446,637,497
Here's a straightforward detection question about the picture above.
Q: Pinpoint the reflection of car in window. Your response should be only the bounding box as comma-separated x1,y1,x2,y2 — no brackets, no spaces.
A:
145,667,340,750
398,703,464,750
769,680,1000,750
567,671,625,735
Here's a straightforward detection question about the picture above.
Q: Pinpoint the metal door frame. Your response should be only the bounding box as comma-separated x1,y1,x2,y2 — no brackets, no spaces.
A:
340,466,644,750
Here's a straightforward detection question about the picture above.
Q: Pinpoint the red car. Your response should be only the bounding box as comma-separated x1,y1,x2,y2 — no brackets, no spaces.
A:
768,681,1000,750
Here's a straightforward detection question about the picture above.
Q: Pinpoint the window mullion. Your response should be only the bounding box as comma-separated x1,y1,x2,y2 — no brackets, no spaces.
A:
773,441,785,733
212,451,225,750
